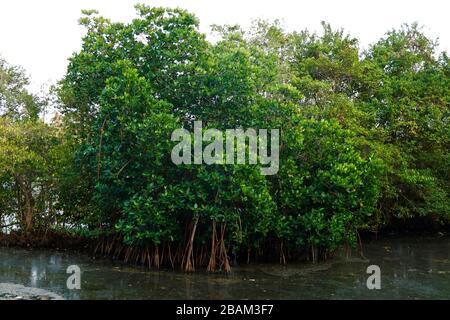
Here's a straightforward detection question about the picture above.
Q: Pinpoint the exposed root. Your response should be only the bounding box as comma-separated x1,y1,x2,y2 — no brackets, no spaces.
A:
183,216,199,273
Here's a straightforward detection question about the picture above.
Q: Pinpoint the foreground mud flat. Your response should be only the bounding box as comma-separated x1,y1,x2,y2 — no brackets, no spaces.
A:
0,283,64,300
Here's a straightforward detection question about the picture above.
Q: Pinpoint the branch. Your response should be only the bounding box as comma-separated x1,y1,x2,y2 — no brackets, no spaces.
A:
115,157,134,177
1,222,19,228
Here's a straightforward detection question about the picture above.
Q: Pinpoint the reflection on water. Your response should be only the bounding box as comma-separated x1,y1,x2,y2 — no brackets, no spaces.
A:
0,236,449,299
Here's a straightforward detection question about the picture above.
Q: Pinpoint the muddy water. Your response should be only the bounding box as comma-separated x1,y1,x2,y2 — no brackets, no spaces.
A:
0,236,449,299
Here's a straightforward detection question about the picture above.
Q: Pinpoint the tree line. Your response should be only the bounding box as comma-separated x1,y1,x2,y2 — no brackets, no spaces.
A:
1,5,449,271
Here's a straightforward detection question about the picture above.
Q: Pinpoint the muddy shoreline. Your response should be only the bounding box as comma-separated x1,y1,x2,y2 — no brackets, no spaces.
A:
0,283,65,300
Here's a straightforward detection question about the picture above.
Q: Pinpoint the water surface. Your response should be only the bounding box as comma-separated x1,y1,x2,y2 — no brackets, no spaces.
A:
0,236,449,299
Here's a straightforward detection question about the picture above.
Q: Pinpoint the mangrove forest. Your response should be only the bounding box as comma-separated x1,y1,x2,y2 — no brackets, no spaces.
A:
1,5,449,274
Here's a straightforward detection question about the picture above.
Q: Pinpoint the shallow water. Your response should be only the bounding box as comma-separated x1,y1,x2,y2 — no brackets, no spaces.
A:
0,236,449,299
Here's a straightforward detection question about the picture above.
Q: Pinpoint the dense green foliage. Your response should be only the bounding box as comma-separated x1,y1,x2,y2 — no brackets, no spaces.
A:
1,6,449,271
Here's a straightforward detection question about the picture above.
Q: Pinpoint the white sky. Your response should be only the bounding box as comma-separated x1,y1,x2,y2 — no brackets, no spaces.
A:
0,0,448,93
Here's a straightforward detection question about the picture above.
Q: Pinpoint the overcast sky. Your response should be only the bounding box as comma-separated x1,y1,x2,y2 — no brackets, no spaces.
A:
0,0,448,92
